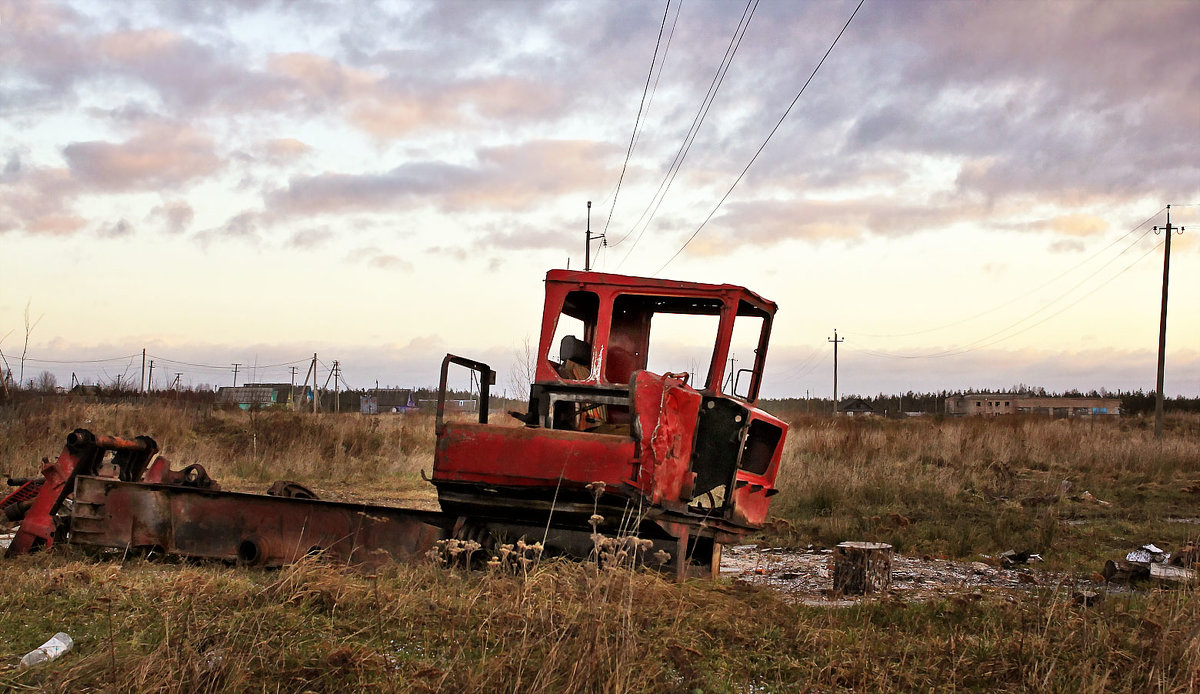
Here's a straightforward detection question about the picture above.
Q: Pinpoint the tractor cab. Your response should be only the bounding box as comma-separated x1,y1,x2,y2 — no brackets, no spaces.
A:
432,270,788,574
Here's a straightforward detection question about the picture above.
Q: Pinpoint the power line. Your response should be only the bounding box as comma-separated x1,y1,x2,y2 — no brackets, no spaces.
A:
601,0,674,242
852,207,1166,339
147,354,309,370
854,224,1158,357
611,0,760,264
19,353,141,364
854,236,1165,360
655,0,866,274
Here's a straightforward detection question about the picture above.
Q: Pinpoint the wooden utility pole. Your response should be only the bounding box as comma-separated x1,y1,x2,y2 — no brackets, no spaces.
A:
147,360,154,393
140,348,146,393
307,353,318,413
828,330,844,414
1153,205,1185,440
332,360,341,413
231,363,241,387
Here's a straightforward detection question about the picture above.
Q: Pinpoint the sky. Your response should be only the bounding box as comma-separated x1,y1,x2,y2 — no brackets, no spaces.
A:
1,0,1198,400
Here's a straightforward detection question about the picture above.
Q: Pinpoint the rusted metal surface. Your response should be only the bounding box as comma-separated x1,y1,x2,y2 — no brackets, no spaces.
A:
142,459,220,490
435,422,637,489
265,480,318,499
631,371,701,506
432,269,790,561
1,479,43,522
6,429,158,557
436,354,495,433
69,476,448,567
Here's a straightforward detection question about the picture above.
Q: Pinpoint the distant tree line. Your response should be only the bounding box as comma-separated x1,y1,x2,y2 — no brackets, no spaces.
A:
760,387,1200,418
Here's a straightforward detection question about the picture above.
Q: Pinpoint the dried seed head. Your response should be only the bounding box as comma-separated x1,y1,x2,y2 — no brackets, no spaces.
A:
653,549,672,565
588,514,604,528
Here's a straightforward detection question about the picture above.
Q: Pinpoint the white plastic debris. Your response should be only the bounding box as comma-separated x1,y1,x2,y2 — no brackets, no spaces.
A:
19,632,73,668
1126,544,1169,564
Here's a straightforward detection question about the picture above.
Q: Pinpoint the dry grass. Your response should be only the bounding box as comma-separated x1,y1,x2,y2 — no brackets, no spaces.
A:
770,414,1200,567
0,399,439,498
0,550,1197,692
2,400,1199,691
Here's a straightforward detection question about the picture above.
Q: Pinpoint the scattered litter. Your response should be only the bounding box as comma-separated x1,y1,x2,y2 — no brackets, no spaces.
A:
1077,491,1112,506
1126,544,1168,564
998,550,1033,567
1102,542,1199,585
0,532,14,550
19,632,73,668
1150,563,1196,585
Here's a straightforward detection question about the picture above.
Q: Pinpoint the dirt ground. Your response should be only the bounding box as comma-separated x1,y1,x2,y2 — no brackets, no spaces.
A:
721,544,1089,606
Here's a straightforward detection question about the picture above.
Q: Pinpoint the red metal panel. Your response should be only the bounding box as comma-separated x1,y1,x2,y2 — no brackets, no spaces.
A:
434,423,638,488
631,372,701,505
729,409,788,527
5,429,154,557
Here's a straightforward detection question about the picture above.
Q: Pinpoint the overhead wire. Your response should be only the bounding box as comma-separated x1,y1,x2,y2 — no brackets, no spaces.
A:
611,0,760,264
600,0,674,242
629,0,685,159
655,0,866,274
592,1,684,216
854,231,1164,360
851,207,1166,339
18,353,142,365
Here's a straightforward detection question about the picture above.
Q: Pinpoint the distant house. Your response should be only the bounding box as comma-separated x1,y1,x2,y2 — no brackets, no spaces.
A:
837,397,875,417
361,388,418,414
945,393,1120,417
216,383,311,410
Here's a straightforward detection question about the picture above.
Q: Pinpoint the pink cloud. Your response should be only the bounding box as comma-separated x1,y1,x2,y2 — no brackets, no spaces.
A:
63,123,220,191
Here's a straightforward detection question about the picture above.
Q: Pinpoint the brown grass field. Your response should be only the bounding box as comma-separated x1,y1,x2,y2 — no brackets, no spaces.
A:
1,399,1198,692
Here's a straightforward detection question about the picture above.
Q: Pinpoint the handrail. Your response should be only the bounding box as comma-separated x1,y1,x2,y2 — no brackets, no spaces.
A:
436,354,496,434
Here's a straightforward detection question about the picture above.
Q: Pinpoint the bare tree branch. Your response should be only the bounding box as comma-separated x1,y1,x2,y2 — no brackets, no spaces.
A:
19,299,44,386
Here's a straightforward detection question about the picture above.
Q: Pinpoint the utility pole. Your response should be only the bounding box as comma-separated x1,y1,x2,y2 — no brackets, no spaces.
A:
723,355,737,391
1153,205,1185,440
289,366,298,410
333,360,341,414
140,348,146,394
827,330,844,415
584,201,604,271
147,360,154,394
306,353,318,413
231,363,241,387
172,373,182,391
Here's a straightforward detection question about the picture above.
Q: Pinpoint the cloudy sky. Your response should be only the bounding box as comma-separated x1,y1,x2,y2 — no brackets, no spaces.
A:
2,0,1198,399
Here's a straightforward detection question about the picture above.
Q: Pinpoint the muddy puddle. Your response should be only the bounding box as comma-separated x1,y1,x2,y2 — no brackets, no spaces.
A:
721,544,1085,606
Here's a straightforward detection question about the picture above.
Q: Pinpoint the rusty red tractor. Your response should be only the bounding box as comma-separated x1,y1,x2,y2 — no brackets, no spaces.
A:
3,270,787,578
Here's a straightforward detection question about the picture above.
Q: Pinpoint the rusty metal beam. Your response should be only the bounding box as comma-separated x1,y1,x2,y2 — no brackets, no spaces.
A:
69,477,448,568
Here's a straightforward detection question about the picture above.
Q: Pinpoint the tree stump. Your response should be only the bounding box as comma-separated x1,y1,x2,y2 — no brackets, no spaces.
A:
1102,559,1150,583
832,541,892,594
